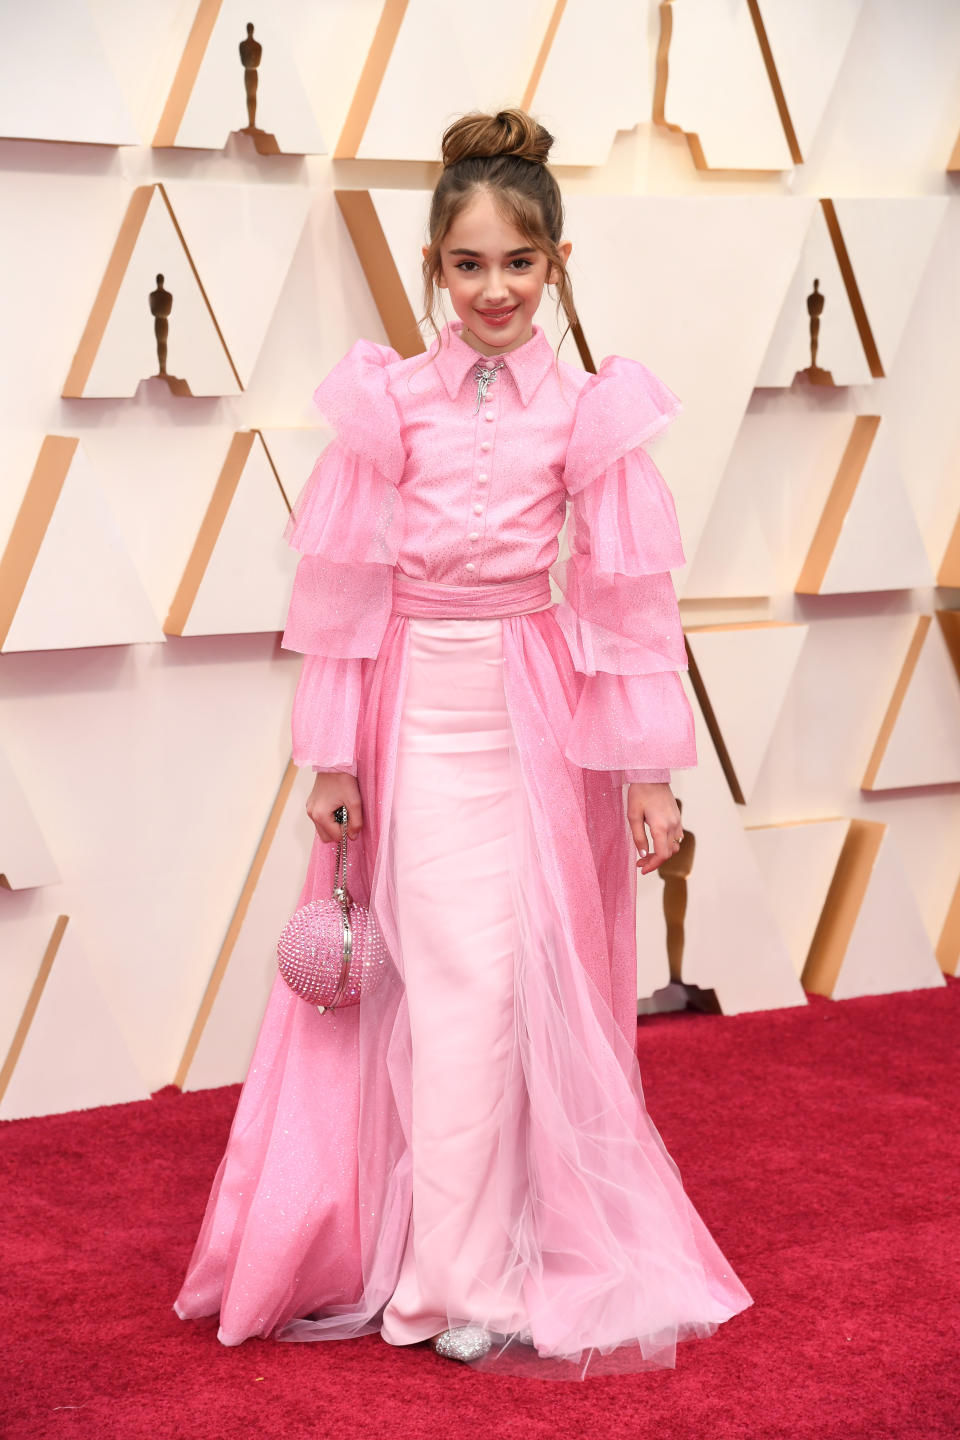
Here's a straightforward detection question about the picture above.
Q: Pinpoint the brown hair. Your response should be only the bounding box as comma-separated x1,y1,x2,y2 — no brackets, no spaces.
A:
418,108,576,360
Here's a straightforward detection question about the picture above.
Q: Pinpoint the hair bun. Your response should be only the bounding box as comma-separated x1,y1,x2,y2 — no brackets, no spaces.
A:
441,107,554,169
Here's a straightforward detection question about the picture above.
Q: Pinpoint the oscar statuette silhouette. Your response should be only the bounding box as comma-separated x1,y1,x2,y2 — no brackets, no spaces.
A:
148,274,191,396
794,278,835,388
237,22,279,155
657,801,720,1014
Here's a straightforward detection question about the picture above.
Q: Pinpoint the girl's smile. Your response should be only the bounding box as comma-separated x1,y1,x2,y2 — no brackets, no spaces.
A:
476,304,519,326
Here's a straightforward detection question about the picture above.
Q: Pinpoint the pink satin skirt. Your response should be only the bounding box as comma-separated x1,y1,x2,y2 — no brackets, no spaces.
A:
172,595,753,1376
380,616,526,1344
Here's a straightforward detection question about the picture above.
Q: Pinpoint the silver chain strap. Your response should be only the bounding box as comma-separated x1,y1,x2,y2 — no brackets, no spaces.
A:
328,803,353,1009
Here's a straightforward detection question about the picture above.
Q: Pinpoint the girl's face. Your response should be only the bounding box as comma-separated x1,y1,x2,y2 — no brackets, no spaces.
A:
425,188,572,357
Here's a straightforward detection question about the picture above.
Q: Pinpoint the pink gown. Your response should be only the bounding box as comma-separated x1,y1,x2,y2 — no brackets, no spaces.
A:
172,319,753,1378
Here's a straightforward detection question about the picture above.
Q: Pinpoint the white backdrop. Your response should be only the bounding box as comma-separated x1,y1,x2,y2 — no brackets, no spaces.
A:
1,0,959,1118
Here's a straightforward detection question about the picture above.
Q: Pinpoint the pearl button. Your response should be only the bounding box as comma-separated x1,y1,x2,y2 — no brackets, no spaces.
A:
465,561,475,572
468,531,479,541
484,411,495,422
480,441,492,452
478,472,488,482
473,503,483,515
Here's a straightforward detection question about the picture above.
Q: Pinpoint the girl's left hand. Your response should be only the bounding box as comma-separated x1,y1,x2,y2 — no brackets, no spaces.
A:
626,782,683,876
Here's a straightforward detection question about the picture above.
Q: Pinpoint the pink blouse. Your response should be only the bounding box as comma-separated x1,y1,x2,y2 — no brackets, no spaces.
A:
280,318,696,786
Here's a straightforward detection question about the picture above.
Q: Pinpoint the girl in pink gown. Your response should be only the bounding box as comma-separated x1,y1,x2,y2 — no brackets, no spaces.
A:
173,107,753,1379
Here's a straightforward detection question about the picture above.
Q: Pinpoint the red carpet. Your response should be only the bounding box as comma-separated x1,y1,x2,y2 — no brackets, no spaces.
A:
3,981,958,1440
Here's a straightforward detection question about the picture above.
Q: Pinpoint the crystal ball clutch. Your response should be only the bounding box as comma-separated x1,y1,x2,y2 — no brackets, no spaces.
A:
277,804,388,1013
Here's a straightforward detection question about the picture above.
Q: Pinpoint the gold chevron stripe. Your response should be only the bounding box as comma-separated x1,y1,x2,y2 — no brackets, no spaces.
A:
936,869,960,976
802,819,884,995
157,183,243,390
652,1,710,168
938,509,960,587
821,198,885,378
0,436,77,649
522,0,568,109
63,187,153,397
796,415,880,594
936,608,960,677
746,0,802,164
861,615,931,790
335,189,424,356
174,759,299,1089
0,915,68,1105
654,0,795,174
165,430,256,635
684,634,744,805
153,0,223,148
256,429,294,512
335,0,410,159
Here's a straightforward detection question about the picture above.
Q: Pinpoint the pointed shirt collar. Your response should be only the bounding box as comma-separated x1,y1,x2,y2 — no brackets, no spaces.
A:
427,319,555,407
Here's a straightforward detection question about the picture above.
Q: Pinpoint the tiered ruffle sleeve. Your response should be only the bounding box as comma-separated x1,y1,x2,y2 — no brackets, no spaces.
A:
550,356,696,786
280,339,406,775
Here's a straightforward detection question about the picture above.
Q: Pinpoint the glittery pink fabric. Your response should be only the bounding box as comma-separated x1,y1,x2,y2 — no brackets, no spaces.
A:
280,319,695,784
173,601,752,1372
170,324,750,1375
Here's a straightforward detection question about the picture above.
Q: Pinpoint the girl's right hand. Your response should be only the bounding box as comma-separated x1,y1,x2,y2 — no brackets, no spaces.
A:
307,771,364,844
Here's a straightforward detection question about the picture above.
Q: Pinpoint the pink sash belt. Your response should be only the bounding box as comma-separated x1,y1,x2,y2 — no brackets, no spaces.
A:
391,569,553,619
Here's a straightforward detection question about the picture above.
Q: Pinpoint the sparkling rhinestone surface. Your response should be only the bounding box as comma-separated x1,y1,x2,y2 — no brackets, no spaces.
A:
432,1325,493,1362
277,899,388,1010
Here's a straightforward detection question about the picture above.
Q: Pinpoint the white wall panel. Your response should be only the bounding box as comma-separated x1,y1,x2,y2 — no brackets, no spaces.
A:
354,0,552,162
669,675,807,1015
659,0,792,170
686,624,808,800
831,828,946,1001
182,763,316,1091
0,746,60,891
797,0,960,195
832,197,947,375
746,819,849,979
865,617,960,792
164,181,312,387
0,0,138,145
1,1,958,1114
3,439,166,653
0,919,151,1121
528,0,651,167
562,193,814,567
171,432,299,637
758,0,863,161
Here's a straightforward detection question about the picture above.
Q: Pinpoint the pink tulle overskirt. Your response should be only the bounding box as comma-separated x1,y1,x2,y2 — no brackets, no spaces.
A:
173,591,752,1378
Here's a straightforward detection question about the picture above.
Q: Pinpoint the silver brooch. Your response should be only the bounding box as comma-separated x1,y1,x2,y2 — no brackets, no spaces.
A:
472,358,505,414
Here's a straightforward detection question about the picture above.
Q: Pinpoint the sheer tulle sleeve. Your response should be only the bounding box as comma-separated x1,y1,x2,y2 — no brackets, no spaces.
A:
550,356,696,786
280,338,405,774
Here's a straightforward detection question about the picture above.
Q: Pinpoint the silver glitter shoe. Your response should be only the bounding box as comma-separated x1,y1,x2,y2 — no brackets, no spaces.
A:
431,1324,493,1362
